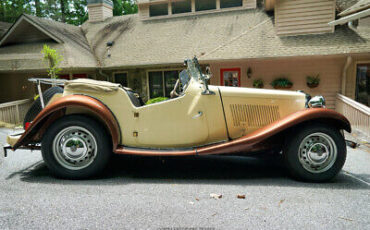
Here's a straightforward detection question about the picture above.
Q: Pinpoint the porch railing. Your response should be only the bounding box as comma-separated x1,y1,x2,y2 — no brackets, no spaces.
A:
336,94,370,138
0,99,33,125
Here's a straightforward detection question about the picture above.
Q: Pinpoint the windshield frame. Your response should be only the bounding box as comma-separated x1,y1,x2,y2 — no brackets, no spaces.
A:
185,57,215,95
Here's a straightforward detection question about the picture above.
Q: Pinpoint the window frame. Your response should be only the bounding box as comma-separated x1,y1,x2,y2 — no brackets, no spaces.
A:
146,68,184,99
113,71,129,87
220,68,241,87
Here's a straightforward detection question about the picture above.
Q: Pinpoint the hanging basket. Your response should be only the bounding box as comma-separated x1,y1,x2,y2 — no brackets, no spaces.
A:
273,85,293,89
307,83,319,88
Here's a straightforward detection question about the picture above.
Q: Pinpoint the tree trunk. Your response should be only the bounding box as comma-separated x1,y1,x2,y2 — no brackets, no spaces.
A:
60,0,66,22
35,0,41,17
0,0,4,22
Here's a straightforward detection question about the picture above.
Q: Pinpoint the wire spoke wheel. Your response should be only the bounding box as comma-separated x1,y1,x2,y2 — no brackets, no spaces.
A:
52,126,98,171
298,132,337,174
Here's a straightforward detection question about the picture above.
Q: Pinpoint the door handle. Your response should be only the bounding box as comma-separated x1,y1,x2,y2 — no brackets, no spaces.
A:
192,111,203,119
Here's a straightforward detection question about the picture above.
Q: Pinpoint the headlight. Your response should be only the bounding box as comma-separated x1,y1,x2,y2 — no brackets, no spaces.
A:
308,96,326,108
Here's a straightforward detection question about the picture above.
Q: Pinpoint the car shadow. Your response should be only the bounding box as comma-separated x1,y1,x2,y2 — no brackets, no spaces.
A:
14,155,370,189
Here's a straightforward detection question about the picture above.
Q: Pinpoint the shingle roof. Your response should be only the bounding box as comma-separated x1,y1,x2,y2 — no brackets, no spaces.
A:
82,9,268,67
1,8,370,71
81,9,370,67
0,22,11,37
338,0,370,16
200,12,370,61
0,14,97,71
336,0,360,12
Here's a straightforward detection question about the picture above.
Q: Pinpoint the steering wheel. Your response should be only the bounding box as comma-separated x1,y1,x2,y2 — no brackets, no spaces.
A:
170,79,180,99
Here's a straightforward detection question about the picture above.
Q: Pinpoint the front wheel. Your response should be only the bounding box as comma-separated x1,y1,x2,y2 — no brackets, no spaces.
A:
283,123,347,182
41,115,111,179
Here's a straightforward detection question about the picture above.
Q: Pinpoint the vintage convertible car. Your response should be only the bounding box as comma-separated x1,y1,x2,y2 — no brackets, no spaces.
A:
5,57,351,181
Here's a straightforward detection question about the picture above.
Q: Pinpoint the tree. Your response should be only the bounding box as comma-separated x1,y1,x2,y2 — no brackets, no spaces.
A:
122,0,138,15
41,45,63,79
113,0,123,16
0,0,138,25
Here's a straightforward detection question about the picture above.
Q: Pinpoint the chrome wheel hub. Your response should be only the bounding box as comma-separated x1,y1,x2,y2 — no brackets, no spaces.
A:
298,133,337,174
52,126,97,170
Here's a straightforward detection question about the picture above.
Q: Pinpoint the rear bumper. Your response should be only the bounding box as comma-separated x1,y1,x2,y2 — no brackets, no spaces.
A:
7,134,21,147
3,132,41,157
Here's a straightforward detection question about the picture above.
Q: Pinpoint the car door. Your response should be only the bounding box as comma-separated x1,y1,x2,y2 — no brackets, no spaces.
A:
132,81,209,148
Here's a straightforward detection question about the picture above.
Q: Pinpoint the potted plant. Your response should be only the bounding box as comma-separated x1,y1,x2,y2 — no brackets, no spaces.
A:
306,74,320,88
270,77,293,89
253,79,264,88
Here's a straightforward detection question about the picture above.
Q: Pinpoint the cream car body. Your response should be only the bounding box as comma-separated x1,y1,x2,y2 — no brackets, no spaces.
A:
63,78,305,148
5,58,350,181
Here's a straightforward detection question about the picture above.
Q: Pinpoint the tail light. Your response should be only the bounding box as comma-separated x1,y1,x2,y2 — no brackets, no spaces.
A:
25,122,31,130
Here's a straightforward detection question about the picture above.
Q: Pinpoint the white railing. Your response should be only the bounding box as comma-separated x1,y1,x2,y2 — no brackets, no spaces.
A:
336,94,370,138
0,99,33,125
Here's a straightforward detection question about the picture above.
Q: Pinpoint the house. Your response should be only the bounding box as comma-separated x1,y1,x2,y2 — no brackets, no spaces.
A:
0,0,369,110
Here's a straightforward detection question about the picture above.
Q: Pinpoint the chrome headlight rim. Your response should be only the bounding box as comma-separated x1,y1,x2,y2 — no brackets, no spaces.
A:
308,96,326,108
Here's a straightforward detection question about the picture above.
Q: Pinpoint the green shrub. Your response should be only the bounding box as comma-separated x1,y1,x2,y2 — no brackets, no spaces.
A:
270,77,293,88
146,97,168,105
306,74,320,85
253,79,264,88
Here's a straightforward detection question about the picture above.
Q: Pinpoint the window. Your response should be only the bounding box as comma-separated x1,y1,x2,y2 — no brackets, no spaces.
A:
149,71,163,98
149,3,168,17
172,0,191,14
148,70,181,98
221,68,241,87
220,0,242,8
356,64,370,106
114,72,128,87
195,0,216,11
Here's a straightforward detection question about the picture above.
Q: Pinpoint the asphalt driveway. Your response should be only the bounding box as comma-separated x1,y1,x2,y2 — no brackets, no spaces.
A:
0,128,369,229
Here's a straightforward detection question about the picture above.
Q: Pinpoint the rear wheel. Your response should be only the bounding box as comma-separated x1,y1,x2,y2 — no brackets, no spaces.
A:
283,123,346,182
41,115,111,179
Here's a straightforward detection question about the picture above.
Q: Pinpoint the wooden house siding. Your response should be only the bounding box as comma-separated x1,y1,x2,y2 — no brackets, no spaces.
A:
209,56,345,109
275,0,335,36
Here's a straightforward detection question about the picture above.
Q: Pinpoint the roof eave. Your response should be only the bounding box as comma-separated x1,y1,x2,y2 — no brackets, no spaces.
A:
0,14,64,47
329,8,370,26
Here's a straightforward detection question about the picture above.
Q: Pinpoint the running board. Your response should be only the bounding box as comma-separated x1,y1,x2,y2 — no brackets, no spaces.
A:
114,146,196,156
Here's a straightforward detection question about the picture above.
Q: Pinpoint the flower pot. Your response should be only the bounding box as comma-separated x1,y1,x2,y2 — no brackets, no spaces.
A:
253,84,264,88
273,85,292,89
307,83,319,88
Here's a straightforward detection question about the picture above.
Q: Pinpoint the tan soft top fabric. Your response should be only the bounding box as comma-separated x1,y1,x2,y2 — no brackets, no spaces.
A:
64,78,121,93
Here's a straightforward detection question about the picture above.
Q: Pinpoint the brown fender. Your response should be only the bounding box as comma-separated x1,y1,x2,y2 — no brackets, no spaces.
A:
13,95,121,151
196,108,351,155
115,108,350,156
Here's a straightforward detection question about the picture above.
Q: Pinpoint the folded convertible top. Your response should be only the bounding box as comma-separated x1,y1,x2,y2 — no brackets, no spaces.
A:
64,78,121,93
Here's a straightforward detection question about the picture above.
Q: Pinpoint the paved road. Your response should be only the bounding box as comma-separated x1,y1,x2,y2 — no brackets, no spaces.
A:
0,128,369,229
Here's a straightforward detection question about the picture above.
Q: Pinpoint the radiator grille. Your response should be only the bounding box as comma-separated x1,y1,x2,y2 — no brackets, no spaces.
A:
230,104,280,127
